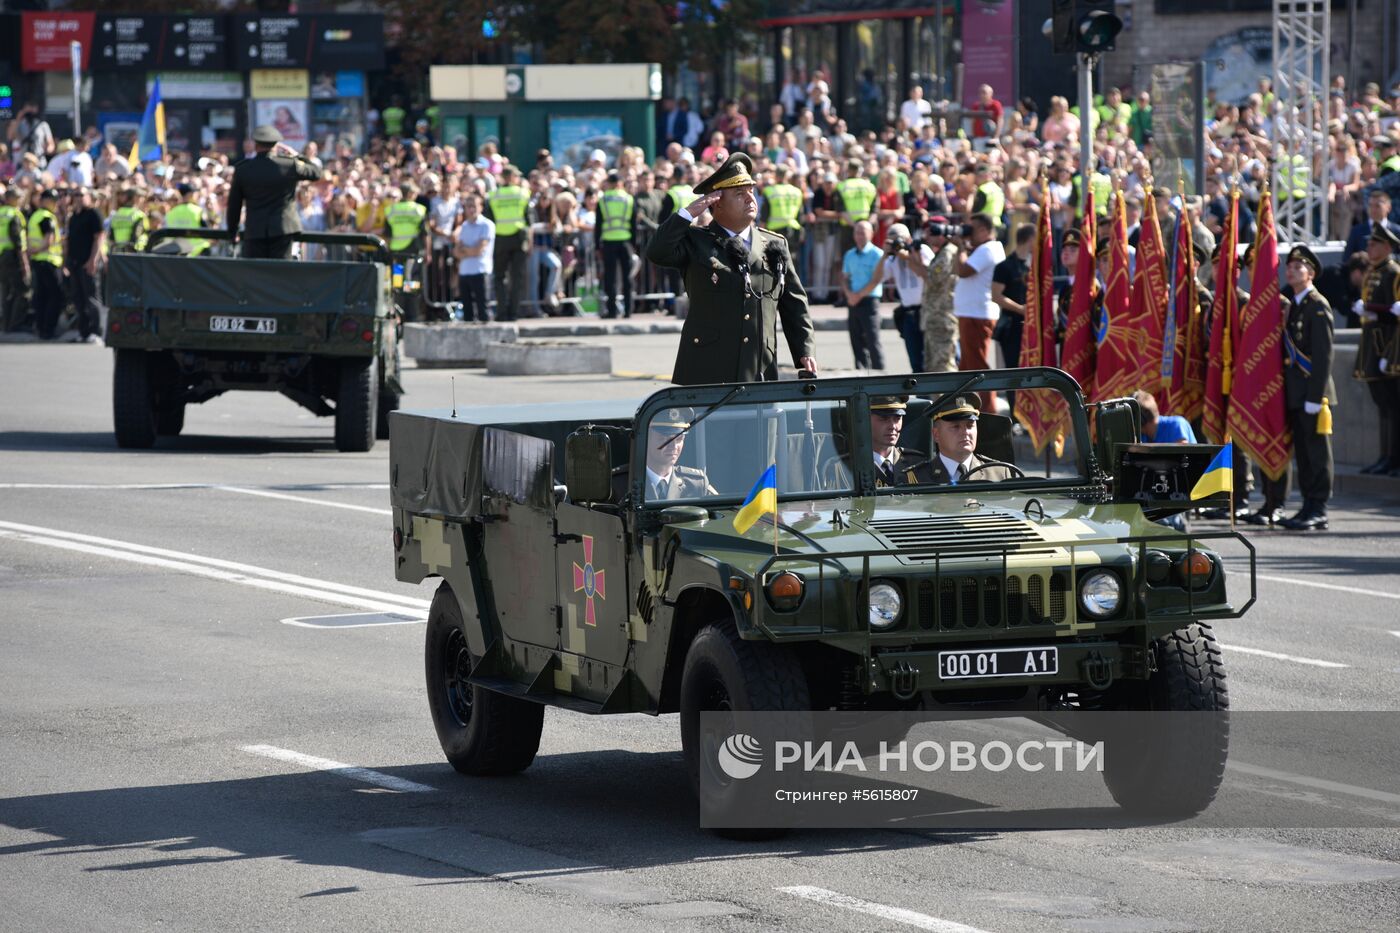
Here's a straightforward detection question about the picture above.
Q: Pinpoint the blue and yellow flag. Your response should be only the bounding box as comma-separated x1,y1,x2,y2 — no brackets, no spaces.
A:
128,77,166,169
1190,443,1234,499
733,464,777,534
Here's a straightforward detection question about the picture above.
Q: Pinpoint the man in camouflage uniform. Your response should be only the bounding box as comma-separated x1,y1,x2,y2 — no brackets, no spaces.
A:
919,219,959,372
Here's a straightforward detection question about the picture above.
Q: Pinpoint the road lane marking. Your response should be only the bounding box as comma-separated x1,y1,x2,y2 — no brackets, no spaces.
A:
241,744,436,793
1229,762,1400,808
1229,569,1400,602
282,611,425,628
1221,644,1349,668
0,520,429,615
778,887,991,933
215,486,392,515
1390,632,1400,639
0,482,392,515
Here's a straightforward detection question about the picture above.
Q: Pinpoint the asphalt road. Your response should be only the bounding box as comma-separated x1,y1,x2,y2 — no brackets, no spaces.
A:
3,338,1400,933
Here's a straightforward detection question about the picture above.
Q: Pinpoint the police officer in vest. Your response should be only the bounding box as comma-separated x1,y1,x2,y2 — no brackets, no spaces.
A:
835,158,877,258
226,125,324,259
0,187,31,334
27,189,64,341
1353,224,1400,476
761,165,804,258
165,184,213,256
485,166,529,321
383,182,427,262
1279,246,1336,531
107,187,147,253
596,171,636,319
1374,136,1399,178
970,163,1005,236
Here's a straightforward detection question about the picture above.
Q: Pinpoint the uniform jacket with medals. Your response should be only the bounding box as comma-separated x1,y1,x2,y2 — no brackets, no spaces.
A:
823,448,1012,487
1356,257,1400,381
648,213,815,385
1282,284,1336,410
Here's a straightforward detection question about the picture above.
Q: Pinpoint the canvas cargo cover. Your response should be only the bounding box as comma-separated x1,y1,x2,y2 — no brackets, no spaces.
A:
107,254,385,316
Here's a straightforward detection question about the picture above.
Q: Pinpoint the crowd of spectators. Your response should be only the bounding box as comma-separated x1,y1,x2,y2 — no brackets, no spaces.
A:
3,70,1400,348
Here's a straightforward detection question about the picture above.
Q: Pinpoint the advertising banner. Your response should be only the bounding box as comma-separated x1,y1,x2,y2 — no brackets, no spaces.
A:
252,99,309,152
92,15,230,71
960,0,1015,112
234,15,385,71
250,69,310,100
22,12,95,72
151,72,245,102
548,115,623,169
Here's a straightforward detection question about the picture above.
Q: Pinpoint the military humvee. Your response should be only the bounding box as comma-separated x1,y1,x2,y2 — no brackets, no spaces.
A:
105,229,403,451
390,368,1255,815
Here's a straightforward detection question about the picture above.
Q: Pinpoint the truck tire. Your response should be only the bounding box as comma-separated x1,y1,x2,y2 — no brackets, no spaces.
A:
425,583,544,776
113,349,157,449
334,356,378,452
157,402,186,437
1102,623,1229,817
680,619,809,837
376,385,401,440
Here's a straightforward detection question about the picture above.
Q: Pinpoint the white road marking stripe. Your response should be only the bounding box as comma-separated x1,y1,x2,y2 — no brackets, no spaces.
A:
1221,644,1349,668
1390,631,1400,639
778,887,991,933
0,483,388,490
241,744,435,793
214,485,391,515
1229,569,1400,602
1229,762,1400,807
0,520,429,610
281,611,425,629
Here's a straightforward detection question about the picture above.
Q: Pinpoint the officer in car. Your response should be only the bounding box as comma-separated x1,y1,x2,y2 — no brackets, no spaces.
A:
613,408,717,502
924,395,1017,484
823,396,939,488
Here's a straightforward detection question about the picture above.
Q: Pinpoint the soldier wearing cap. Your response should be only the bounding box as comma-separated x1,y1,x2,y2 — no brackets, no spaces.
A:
924,395,1016,484
647,152,817,385
1353,224,1400,476
822,396,939,488
615,408,717,502
225,124,324,260
1054,228,1102,341
1279,245,1336,531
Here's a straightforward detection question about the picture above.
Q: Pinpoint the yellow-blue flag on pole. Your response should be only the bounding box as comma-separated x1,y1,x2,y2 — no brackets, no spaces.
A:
1190,442,1234,499
127,77,166,169
733,463,777,534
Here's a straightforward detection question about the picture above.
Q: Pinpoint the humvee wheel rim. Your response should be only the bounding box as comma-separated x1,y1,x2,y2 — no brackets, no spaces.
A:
443,627,474,726
697,667,736,788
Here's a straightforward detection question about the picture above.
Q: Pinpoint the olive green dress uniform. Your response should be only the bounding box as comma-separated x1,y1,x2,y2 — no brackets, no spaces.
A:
1281,247,1336,525
823,444,940,489
226,125,323,260
1354,226,1400,474
647,154,816,385
0,197,29,333
924,396,1016,483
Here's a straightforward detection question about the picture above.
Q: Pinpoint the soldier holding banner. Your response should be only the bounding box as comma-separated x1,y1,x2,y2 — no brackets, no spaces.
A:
1353,225,1400,477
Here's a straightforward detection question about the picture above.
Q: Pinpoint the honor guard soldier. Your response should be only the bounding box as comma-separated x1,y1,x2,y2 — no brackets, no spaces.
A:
27,189,64,340
1280,246,1336,531
0,187,30,333
226,125,325,260
1353,224,1400,476
835,158,877,257
597,171,636,319
107,187,148,253
761,165,804,257
485,166,529,321
1054,227,1085,340
164,184,213,256
647,152,818,385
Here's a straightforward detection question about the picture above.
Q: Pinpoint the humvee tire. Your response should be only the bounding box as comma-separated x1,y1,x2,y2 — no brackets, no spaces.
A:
1102,623,1229,817
425,583,544,775
113,349,157,449
157,402,186,437
334,357,378,452
376,385,401,441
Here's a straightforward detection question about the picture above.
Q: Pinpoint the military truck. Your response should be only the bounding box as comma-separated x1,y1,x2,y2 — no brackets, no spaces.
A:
105,229,403,451
390,368,1255,816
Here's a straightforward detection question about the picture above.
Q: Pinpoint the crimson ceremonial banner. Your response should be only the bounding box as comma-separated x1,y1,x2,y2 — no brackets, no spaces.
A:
1226,190,1292,480
1202,192,1239,444
1015,193,1066,455
1061,189,1099,402
1162,209,1207,420
1095,190,1165,402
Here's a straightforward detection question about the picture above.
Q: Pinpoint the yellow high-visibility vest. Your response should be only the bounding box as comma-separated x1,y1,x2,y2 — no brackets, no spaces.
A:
836,177,876,225
27,209,62,265
487,185,527,236
385,201,427,252
109,207,148,251
599,191,634,242
763,183,803,230
0,205,26,255
165,202,210,255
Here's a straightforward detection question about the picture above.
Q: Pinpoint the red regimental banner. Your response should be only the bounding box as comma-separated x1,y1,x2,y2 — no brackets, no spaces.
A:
1015,192,1067,455
1202,192,1239,444
1061,189,1098,402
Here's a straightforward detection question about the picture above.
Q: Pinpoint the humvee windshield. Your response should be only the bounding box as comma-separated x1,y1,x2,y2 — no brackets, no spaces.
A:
640,383,1085,506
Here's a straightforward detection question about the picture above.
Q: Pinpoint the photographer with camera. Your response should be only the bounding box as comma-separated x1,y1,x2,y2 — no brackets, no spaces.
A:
883,222,935,371
953,213,1005,410
918,216,964,373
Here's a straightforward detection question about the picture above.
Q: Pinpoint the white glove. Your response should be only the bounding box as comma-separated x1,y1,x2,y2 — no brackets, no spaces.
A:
1391,301,1400,317
1381,358,1390,372
1304,401,1322,415
1352,299,1364,315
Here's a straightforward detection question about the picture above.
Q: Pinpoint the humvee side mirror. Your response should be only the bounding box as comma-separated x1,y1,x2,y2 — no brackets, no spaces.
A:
565,428,613,503
1094,399,1141,475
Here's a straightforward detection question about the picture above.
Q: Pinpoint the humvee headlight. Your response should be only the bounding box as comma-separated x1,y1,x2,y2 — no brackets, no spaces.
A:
1079,570,1122,618
764,571,805,611
868,582,902,629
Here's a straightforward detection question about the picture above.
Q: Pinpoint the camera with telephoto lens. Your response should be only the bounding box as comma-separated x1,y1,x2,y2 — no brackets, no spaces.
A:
884,232,910,254
924,220,973,238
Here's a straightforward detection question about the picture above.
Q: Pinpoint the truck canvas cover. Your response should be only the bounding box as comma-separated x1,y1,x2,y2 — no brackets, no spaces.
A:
107,254,384,316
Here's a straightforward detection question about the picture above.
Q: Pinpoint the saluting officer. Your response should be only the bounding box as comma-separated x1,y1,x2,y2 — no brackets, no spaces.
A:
647,152,818,385
0,187,30,333
225,125,324,260
1279,246,1336,531
1353,224,1400,476
485,166,529,321
596,171,636,319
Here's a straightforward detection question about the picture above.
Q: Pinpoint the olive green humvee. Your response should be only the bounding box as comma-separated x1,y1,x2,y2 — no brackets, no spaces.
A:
105,229,403,451
390,368,1255,816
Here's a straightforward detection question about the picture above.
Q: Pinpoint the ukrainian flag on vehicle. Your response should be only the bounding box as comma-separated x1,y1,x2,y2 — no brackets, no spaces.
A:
733,464,777,534
1190,443,1234,499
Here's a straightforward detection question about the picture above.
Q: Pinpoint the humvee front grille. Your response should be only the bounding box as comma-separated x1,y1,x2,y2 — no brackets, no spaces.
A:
918,572,1069,629
869,514,1042,559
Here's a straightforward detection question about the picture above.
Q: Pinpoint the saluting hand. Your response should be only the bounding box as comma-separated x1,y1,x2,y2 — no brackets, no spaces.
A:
685,192,722,216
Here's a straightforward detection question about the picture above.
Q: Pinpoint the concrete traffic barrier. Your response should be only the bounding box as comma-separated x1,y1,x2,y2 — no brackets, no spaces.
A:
486,340,612,376
403,322,518,367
